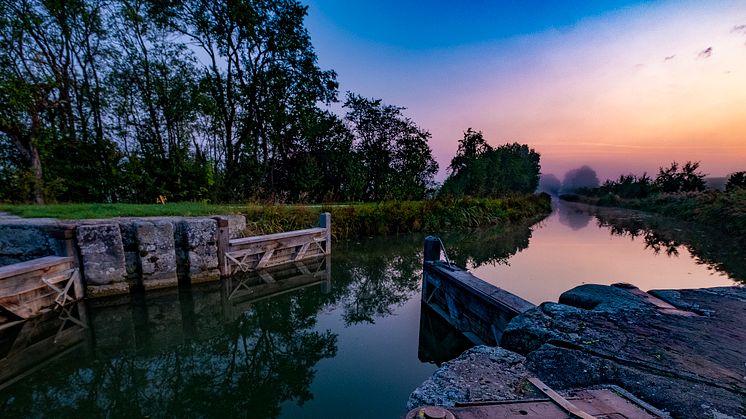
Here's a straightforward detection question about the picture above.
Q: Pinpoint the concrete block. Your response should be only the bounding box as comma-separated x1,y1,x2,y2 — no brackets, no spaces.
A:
136,220,178,290
117,220,141,281
175,218,220,283
76,223,127,286
223,214,247,239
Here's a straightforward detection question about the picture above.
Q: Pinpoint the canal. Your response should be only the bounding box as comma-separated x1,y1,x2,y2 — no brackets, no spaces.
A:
0,201,742,418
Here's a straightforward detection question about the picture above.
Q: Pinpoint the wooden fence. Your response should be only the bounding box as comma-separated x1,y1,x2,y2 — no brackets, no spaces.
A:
216,213,331,277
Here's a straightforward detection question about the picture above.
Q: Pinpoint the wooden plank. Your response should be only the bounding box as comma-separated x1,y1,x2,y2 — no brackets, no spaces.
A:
255,249,275,269
0,262,73,297
294,242,311,261
430,262,534,315
0,261,73,295
0,271,71,319
528,377,596,419
228,231,324,254
214,217,230,277
0,256,74,281
228,227,326,246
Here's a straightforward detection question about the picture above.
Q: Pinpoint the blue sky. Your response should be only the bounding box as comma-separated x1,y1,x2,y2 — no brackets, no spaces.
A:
303,1,746,181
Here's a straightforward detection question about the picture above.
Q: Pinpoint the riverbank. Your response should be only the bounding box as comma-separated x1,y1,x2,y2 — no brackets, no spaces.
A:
560,189,746,243
409,283,746,418
0,195,551,240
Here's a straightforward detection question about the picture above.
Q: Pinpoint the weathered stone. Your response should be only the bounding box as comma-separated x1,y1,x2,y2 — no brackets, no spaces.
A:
559,283,655,312
407,346,540,410
222,214,247,239
0,223,58,265
117,220,140,280
175,218,220,283
136,220,178,290
86,282,130,298
500,284,746,419
76,224,127,286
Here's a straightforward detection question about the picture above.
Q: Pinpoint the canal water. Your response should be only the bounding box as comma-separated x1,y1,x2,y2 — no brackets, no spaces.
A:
0,202,742,418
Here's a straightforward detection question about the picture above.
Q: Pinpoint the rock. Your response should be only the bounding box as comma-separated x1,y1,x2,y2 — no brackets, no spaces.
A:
136,220,178,290
559,283,655,312
175,218,219,283
117,220,141,281
85,282,130,298
407,346,540,410
222,214,247,239
76,224,127,286
0,223,58,266
500,284,746,418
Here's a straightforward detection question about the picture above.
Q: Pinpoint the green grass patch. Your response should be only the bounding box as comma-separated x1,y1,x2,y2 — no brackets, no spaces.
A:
0,202,244,219
0,195,552,240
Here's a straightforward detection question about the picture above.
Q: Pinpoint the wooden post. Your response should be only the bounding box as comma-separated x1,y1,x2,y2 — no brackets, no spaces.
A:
50,225,84,300
424,236,441,263
214,217,230,277
319,212,331,255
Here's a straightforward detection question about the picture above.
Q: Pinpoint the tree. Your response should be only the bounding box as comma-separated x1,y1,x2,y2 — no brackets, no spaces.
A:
441,129,541,197
156,0,339,200
0,0,121,203
656,161,706,193
343,93,438,201
725,171,746,192
561,166,599,193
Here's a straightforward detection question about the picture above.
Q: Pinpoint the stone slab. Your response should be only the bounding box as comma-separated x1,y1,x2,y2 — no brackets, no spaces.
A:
175,218,220,283
136,220,177,287
76,224,127,286
86,282,130,298
407,346,541,410
500,284,746,419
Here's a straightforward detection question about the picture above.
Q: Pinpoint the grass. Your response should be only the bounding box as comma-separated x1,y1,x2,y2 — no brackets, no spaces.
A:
0,202,244,219
0,195,552,240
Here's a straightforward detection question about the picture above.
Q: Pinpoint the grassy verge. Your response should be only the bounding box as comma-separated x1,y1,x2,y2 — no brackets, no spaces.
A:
0,195,551,240
561,189,746,241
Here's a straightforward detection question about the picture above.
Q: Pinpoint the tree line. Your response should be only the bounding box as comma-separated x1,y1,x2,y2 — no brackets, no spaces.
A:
0,0,437,204
0,0,542,204
542,161,746,199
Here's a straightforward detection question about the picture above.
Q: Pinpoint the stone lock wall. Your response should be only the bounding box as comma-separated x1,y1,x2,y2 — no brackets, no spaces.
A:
0,215,246,298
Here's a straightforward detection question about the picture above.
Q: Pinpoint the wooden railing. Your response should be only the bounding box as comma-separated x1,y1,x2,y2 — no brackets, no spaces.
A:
0,256,83,321
216,213,331,277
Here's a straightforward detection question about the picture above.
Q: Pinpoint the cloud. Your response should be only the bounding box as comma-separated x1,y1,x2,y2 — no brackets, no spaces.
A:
664,55,675,62
731,24,746,34
697,47,713,58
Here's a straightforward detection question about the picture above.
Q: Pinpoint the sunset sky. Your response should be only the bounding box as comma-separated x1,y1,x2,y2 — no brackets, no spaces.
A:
304,0,746,181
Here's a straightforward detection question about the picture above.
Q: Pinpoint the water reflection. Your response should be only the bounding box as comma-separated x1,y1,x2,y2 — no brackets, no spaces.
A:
417,303,473,365
0,258,338,418
586,204,746,283
557,203,592,230
0,220,543,418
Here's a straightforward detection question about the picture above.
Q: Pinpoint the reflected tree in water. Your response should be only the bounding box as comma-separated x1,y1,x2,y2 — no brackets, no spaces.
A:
334,238,422,325
590,205,746,283
331,219,538,325
0,288,337,419
442,220,535,268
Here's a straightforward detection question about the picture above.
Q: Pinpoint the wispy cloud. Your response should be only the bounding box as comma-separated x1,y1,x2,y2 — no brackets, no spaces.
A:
697,47,713,58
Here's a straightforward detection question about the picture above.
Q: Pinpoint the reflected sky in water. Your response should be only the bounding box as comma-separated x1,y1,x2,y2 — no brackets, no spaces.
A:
470,201,739,305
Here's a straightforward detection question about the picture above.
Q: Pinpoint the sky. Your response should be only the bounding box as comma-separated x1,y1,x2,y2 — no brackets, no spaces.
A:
303,0,746,181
